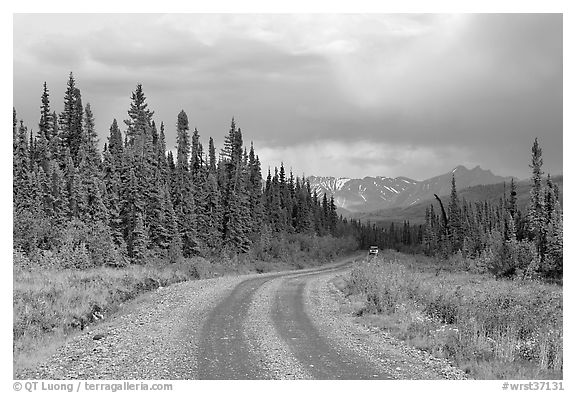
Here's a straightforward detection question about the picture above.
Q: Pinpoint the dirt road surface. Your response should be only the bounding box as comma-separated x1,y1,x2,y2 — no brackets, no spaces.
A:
16,255,465,380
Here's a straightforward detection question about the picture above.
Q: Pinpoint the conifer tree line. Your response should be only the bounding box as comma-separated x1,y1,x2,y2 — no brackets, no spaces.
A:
357,220,423,252
13,74,363,267
422,138,562,279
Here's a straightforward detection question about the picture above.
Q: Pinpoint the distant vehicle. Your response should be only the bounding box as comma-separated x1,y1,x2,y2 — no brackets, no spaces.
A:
368,246,379,256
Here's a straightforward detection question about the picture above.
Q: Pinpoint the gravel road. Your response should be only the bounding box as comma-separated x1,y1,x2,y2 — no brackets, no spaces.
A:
16,254,466,380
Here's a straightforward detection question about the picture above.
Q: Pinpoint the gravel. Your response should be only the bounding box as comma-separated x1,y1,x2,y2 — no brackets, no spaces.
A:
244,277,313,380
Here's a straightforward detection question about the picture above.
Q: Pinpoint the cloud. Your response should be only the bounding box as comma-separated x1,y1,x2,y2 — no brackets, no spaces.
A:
12,14,562,179
255,139,477,180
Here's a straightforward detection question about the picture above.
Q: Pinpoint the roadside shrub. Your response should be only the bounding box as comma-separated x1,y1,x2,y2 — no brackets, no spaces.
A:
346,250,563,379
13,211,61,254
468,231,540,279
57,240,92,269
246,231,356,268
55,219,122,269
470,248,491,274
172,256,215,279
512,240,539,279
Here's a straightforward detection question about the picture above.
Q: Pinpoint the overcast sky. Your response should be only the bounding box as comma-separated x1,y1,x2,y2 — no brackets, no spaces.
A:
13,13,562,180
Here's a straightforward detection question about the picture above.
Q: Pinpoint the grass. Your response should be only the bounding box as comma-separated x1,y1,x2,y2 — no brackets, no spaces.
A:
346,250,563,380
12,258,203,372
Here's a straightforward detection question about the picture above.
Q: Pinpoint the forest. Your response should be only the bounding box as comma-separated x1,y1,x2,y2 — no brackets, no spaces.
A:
422,138,563,280
13,73,382,270
12,73,562,281
364,138,563,281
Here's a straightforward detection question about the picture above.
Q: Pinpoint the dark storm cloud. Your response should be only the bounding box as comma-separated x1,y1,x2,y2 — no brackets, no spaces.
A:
13,14,562,179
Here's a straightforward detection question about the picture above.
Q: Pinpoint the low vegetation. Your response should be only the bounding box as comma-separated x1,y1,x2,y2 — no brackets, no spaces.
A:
346,250,562,380
13,250,190,371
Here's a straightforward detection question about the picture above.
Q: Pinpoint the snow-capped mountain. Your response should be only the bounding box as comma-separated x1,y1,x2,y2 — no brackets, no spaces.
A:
307,175,418,212
307,165,514,213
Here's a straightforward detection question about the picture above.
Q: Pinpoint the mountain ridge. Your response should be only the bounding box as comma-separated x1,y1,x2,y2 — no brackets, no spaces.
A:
307,165,516,213
350,175,563,225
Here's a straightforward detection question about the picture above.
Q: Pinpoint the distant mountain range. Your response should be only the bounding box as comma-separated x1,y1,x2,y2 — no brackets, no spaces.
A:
308,165,516,213
307,175,418,213
351,175,563,225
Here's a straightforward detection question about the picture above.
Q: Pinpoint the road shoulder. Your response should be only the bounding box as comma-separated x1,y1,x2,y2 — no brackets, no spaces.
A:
304,270,468,380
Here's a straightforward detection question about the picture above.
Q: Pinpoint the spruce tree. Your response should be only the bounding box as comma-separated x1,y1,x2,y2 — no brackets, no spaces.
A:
190,127,203,179
197,173,223,250
36,82,52,171
172,110,197,256
294,179,313,233
39,82,51,139
175,111,190,171
543,200,563,279
120,167,141,258
321,193,329,235
83,103,100,166
247,143,264,238
329,195,338,235
14,121,30,211
208,137,217,174
528,138,546,261
224,170,251,252
108,119,124,163
157,122,167,173
102,147,125,250
544,174,556,223
59,73,84,164
124,84,154,151
148,167,170,250
447,175,462,252
508,178,517,215
48,111,60,164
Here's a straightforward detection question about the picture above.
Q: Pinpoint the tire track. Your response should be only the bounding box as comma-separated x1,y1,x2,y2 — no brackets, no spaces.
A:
196,256,357,379
271,275,392,379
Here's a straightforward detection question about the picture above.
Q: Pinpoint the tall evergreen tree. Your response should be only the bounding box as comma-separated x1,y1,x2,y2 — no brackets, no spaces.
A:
83,103,100,166
197,173,223,250
171,110,197,256
528,138,546,261
36,82,52,171
59,73,84,164
208,137,217,174
247,143,264,238
39,82,52,140
108,119,123,162
447,175,462,251
224,170,251,252
175,110,190,171
543,200,563,278
14,121,30,211
124,84,154,151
